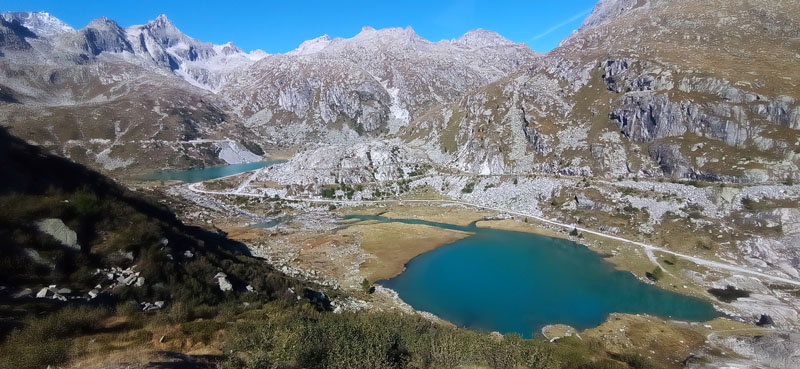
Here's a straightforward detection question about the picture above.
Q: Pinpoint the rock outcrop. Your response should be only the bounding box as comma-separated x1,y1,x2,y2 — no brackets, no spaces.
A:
35,218,80,250
222,26,537,145
255,140,429,186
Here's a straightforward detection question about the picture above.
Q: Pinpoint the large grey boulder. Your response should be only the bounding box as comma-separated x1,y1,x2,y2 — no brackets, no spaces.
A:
35,218,80,251
214,272,233,292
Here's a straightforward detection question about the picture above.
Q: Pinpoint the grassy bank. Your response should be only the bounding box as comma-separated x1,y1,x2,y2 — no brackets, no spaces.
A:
0,300,665,369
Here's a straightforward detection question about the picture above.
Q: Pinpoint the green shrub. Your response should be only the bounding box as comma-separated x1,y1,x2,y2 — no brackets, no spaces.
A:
461,182,475,194
623,205,638,213
71,188,103,218
617,353,663,369
361,279,372,294
167,302,191,323
0,306,108,369
223,310,562,369
685,180,711,188
647,267,664,281
687,211,703,219
321,188,336,199
741,197,756,211
708,285,750,303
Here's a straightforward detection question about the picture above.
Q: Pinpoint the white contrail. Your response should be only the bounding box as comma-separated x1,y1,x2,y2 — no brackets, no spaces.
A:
529,6,594,41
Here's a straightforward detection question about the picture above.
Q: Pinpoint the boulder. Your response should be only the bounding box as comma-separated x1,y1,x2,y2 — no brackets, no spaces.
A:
35,287,49,298
714,187,740,205
214,272,233,292
574,194,597,209
757,314,776,327
35,218,80,250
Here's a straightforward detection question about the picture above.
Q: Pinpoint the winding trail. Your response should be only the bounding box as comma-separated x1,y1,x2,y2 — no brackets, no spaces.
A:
186,183,800,287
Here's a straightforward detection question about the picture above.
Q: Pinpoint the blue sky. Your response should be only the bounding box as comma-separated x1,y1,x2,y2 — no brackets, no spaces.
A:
5,0,597,53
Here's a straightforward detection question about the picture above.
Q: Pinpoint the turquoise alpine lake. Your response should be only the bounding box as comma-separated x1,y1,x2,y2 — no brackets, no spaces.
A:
345,215,720,338
142,160,287,183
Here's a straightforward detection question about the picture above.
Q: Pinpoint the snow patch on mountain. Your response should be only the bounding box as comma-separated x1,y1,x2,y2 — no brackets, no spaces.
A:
381,81,410,134
1,11,73,37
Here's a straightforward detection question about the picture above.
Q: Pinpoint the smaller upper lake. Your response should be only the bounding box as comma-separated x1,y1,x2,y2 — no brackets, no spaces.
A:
345,215,720,338
142,160,287,183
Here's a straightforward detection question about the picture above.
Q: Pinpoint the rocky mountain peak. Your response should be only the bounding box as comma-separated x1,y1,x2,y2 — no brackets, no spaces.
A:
139,14,188,48
148,14,178,31
354,25,422,43
286,34,332,56
216,41,244,56
453,28,516,48
1,11,74,37
86,16,121,30
81,17,133,56
580,0,651,30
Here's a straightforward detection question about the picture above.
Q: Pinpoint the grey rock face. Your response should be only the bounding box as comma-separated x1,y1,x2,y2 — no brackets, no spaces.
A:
611,93,690,142
223,26,537,145
256,140,429,186
580,0,652,30
35,218,80,250
699,332,800,369
603,59,674,93
0,18,35,51
608,66,798,147
79,18,134,56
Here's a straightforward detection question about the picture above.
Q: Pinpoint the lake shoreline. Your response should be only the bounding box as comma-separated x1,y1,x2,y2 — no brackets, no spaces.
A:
372,214,721,338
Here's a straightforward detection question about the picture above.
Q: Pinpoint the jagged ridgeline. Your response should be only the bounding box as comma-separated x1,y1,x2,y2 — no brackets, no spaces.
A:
405,0,800,182
0,11,538,174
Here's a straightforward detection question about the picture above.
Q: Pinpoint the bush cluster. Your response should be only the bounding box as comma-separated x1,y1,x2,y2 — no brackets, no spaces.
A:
223,311,557,369
0,306,109,369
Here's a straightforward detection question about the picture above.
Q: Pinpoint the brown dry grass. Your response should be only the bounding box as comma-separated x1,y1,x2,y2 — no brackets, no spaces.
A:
340,221,471,282
583,314,709,369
